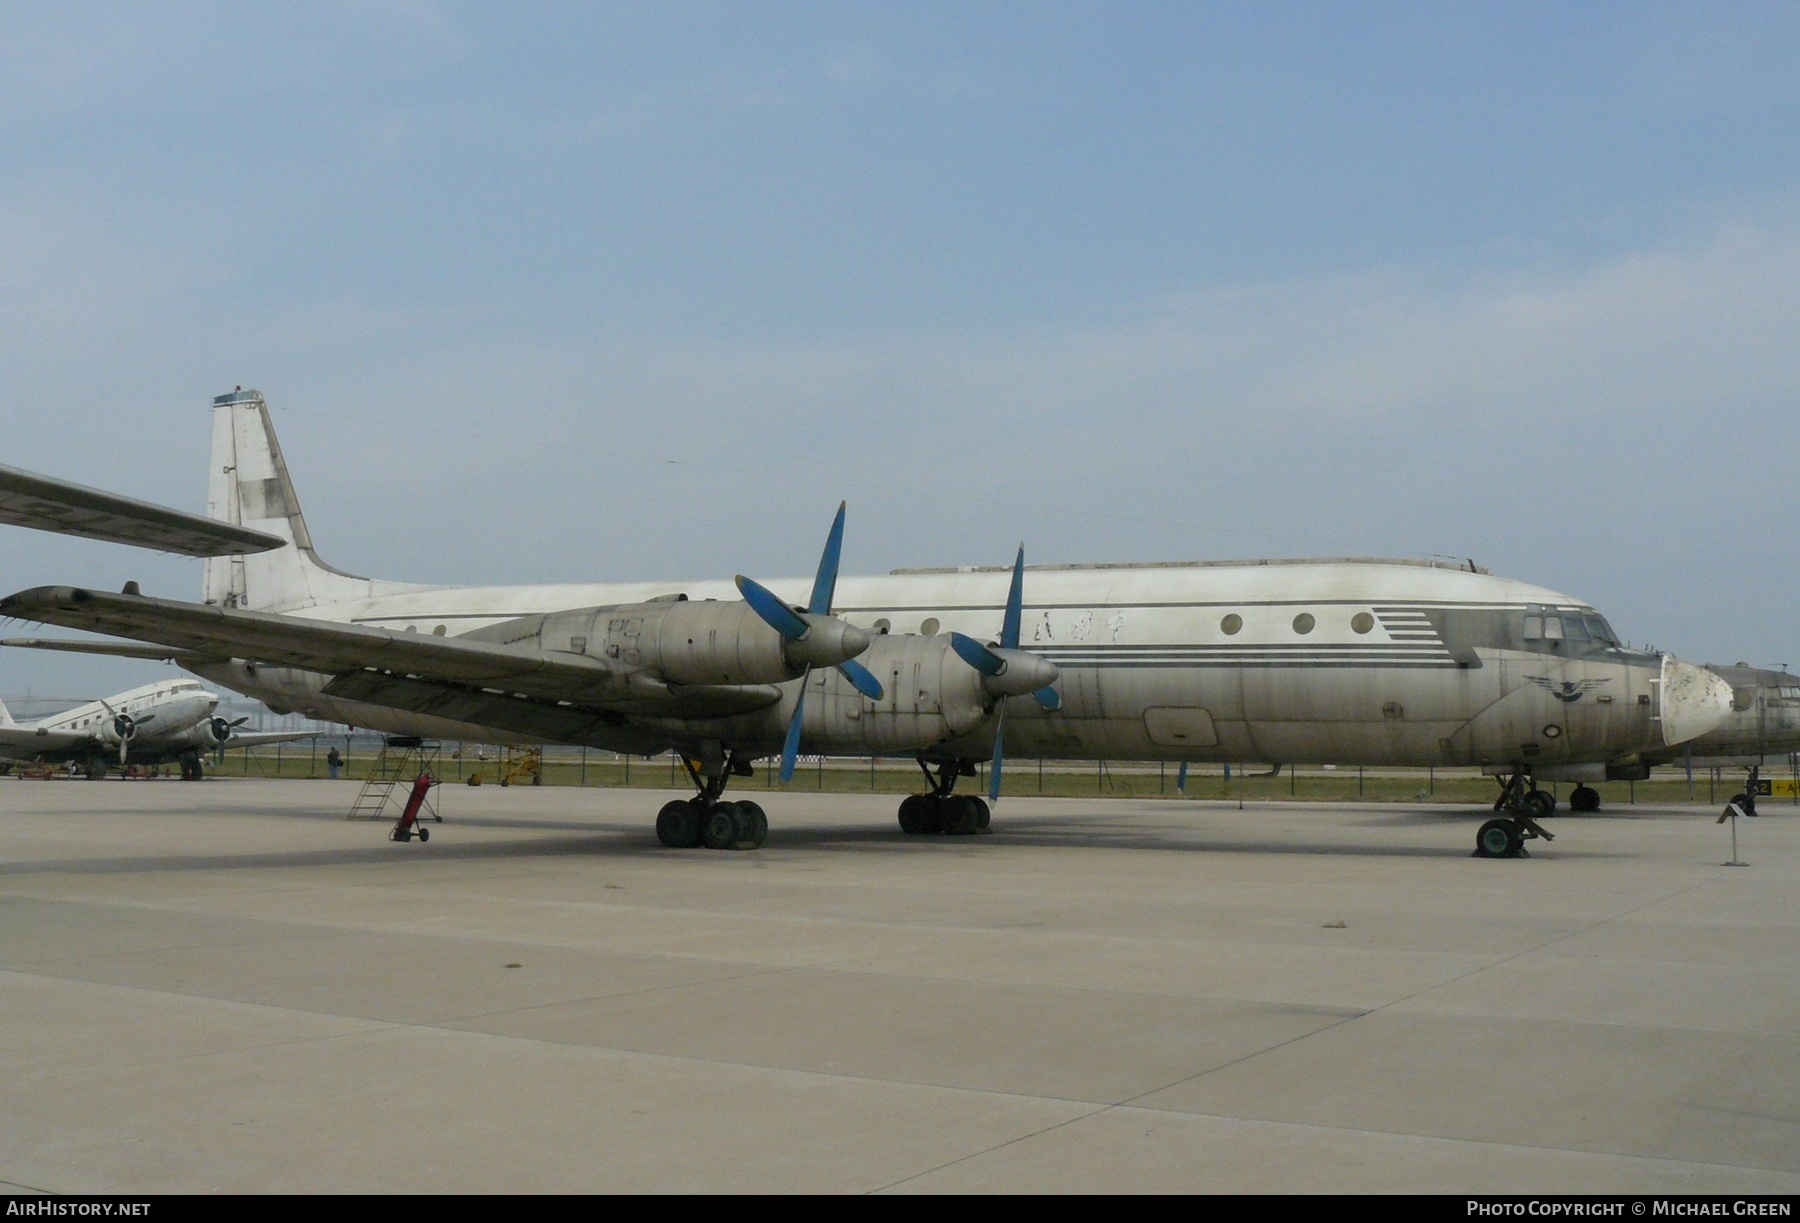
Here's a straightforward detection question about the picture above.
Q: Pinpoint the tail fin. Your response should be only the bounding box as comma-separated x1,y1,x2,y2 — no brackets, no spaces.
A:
202,390,395,613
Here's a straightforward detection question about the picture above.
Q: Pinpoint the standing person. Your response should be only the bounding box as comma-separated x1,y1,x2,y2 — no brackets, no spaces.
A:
326,746,343,780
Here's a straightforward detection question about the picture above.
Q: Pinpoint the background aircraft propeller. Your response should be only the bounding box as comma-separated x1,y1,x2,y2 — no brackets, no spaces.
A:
210,714,250,745
99,699,155,764
735,502,884,783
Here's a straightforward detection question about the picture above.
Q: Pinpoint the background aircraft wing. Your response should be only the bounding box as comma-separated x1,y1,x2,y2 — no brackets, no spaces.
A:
0,465,286,557
219,729,323,749
0,725,92,756
0,586,780,721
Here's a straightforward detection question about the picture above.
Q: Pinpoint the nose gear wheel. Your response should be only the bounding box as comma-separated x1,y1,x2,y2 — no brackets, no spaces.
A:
1476,769,1556,858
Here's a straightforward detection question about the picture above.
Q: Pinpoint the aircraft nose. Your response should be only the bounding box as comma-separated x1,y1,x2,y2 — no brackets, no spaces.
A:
1659,655,1735,747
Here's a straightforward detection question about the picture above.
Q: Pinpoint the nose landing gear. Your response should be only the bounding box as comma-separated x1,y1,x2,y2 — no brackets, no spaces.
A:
1477,769,1557,858
655,752,768,851
897,757,991,837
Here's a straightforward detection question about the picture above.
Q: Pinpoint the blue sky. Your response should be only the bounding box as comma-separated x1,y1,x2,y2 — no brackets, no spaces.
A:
4,3,1800,698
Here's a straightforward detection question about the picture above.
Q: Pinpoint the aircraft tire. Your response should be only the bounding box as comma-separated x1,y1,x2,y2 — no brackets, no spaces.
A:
1475,818,1521,858
1525,789,1555,818
940,795,980,836
417,826,429,842
971,797,991,832
1569,785,1601,813
656,800,702,849
898,794,937,835
733,800,768,850
701,801,742,850
1730,792,1756,817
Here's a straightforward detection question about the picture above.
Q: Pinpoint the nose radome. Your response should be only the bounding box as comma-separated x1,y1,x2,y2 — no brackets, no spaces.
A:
1659,655,1735,747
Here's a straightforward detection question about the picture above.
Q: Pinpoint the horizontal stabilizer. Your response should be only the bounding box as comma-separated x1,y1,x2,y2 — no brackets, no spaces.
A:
0,464,285,557
1,637,197,662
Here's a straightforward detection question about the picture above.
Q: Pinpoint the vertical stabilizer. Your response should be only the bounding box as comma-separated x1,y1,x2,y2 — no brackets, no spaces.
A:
202,390,382,613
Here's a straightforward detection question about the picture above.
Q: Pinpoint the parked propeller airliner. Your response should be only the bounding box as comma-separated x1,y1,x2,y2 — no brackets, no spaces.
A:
0,677,314,779
0,389,1734,858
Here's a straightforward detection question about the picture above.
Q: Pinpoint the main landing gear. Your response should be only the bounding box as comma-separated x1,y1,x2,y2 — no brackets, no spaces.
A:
655,751,768,851
1476,769,1557,858
897,757,991,837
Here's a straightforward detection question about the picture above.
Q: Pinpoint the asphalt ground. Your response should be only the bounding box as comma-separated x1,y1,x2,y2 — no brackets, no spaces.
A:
0,778,1794,1193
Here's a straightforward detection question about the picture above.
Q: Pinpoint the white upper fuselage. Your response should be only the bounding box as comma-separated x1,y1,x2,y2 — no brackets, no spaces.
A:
284,557,1579,646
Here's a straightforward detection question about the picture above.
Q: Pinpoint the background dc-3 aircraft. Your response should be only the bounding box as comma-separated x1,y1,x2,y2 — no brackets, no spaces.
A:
0,389,1734,859
0,677,313,779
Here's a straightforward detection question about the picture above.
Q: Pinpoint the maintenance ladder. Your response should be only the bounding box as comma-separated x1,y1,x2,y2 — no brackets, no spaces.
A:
347,737,444,823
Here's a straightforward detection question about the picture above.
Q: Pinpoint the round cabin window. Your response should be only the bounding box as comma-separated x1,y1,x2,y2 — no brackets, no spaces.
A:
1351,612,1374,634
920,617,940,636
1220,613,1243,635
1292,612,1315,634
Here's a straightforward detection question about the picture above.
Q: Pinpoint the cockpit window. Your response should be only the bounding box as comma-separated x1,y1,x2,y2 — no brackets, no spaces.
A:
1542,616,1564,641
1562,616,1590,641
1523,615,1543,640
1583,615,1617,644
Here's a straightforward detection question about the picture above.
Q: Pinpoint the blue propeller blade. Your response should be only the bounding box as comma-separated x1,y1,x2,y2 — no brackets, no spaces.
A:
809,502,847,616
736,575,809,641
988,700,1007,803
836,657,885,700
1176,761,1188,791
779,684,807,782
1001,545,1025,651
1031,685,1061,710
949,631,1005,677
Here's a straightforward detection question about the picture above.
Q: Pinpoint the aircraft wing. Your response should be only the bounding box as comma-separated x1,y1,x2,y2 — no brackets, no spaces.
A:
0,724,92,757
0,586,780,721
221,729,324,749
2,637,200,662
0,465,285,557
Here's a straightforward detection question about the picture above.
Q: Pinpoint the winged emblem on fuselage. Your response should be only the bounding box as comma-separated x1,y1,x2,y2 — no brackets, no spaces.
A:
1525,676,1610,704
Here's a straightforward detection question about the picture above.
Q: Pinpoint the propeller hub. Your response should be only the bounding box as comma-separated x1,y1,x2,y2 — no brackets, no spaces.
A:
980,649,1060,698
782,615,870,669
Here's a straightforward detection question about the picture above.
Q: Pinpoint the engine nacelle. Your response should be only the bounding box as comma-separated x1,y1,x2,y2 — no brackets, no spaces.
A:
796,633,991,754
158,718,226,752
467,598,868,689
